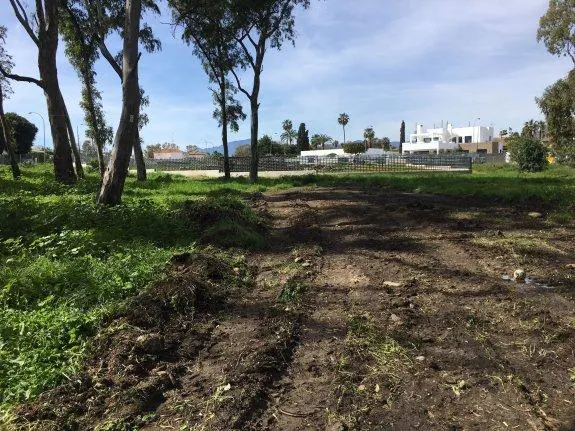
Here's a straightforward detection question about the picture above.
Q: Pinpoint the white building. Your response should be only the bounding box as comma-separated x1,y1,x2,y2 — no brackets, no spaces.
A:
402,123,495,154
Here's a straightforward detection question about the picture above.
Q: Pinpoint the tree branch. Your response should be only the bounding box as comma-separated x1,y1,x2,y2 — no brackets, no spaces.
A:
234,35,256,69
0,65,43,88
9,0,40,46
99,40,123,79
230,68,251,99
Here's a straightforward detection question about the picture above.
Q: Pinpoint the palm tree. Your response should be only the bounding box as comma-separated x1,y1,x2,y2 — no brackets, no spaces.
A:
281,119,296,145
363,126,375,149
311,133,332,150
338,113,349,143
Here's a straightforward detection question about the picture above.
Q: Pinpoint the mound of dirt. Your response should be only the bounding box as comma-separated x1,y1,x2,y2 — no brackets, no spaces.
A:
11,251,259,430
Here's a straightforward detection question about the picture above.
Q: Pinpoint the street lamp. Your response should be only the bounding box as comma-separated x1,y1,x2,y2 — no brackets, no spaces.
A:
28,111,46,162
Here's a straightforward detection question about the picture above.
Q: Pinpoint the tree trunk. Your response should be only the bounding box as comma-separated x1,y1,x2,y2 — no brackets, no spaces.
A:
64,106,84,178
221,85,230,180
249,96,259,182
133,129,146,181
97,0,141,205
343,125,346,144
96,141,105,175
0,89,21,179
81,67,107,176
37,0,76,183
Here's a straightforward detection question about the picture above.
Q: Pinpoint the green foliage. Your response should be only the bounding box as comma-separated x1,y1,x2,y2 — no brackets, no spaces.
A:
310,134,332,150
281,119,296,145
537,0,575,64
234,143,251,157
537,73,575,162
296,122,309,151
0,113,37,155
0,166,270,411
343,142,366,154
508,137,548,172
363,127,375,148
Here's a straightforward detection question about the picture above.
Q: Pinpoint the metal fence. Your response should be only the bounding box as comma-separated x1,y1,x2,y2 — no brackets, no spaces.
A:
132,154,473,174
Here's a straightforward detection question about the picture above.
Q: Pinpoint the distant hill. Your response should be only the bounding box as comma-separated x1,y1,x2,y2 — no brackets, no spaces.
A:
203,139,250,155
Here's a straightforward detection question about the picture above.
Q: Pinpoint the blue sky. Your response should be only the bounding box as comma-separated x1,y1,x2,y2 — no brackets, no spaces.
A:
1,0,572,150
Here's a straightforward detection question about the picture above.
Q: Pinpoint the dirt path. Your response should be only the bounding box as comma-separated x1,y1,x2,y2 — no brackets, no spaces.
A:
251,186,575,430
15,185,575,431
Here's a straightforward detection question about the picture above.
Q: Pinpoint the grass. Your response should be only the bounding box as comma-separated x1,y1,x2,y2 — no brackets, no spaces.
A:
1,162,574,416
0,166,269,413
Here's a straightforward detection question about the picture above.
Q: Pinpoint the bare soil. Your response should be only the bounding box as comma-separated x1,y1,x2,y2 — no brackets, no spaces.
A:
13,185,575,431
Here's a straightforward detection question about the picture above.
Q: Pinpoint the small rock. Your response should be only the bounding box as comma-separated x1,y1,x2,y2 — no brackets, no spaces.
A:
383,281,401,288
415,356,426,362
294,257,303,263
390,313,401,324
357,384,366,392
565,263,575,269
233,267,241,274
513,268,526,282
528,212,542,218
375,384,380,393
301,262,312,268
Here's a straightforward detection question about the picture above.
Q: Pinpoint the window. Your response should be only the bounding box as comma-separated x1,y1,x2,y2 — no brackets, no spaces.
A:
423,138,432,143
433,137,440,141
411,138,418,143
451,137,457,143
458,137,463,144
465,136,472,143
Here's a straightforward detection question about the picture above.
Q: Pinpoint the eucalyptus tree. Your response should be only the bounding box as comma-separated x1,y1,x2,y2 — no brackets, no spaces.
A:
97,0,143,204
170,0,246,180
537,75,575,158
62,0,161,181
338,113,349,143
1,0,77,182
537,0,575,66
230,0,311,182
281,119,296,145
60,0,113,176
0,26,21,179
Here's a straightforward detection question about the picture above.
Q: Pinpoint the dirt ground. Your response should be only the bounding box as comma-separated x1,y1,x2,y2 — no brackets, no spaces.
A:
14,185,575,431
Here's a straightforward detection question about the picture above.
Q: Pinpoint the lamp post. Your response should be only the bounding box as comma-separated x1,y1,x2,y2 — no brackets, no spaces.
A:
28,111,46,162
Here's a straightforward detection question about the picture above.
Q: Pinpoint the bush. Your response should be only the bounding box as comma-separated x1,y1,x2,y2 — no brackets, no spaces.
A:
509,137,548,172
343,142,366,154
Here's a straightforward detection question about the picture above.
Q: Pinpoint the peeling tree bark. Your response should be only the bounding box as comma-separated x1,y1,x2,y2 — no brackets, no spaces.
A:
97,0,141,205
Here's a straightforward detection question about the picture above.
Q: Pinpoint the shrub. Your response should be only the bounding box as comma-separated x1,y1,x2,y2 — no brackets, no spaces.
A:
509,137,548,172
343,142,366,154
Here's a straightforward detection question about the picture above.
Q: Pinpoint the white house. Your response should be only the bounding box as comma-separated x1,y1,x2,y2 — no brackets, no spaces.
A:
402,123,495,154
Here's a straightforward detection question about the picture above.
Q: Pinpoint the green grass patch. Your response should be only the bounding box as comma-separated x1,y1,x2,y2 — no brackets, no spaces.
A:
0,166,269,412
